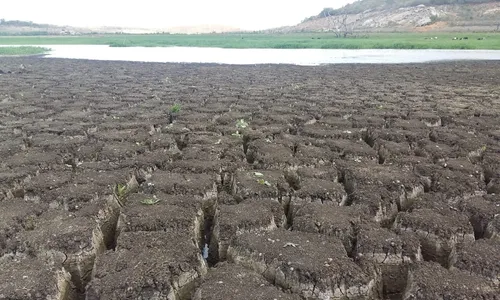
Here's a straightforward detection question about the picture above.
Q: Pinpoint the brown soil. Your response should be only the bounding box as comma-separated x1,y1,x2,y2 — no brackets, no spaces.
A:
0,57,499,299
194,262,301,300
414,21,448,32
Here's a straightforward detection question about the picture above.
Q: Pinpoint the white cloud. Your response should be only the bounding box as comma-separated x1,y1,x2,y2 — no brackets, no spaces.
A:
2,0,354,30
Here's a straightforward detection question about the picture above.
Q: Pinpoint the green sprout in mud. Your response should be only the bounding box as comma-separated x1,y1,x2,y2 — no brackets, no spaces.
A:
168,104,181,124
257,179,272,187
115,184,128,199
236,119,249,129
170,104,181,114
113,183,130,206
253,172,271,186
232,119,249,138
141,198,160,205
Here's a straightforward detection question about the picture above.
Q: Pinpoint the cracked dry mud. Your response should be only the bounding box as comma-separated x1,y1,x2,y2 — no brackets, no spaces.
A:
0,57,499,300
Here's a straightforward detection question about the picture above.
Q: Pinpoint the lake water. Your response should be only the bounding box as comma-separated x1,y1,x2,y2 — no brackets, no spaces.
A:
4,45,500,65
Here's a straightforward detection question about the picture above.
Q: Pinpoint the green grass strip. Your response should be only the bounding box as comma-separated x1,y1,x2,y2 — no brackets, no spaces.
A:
0,46,50,55
0,32,499,50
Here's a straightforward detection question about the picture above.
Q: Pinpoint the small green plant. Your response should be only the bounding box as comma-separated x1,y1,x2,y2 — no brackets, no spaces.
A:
253,172,271,186
113,183,130,206
232,119,249,138
236,119,249,129
168,104,181,124
257,179,272,187
141,198,160,205
115,183,128,198
170,104,181,114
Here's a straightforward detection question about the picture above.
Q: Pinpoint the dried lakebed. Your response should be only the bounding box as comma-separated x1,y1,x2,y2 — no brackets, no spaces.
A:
0,57,499,300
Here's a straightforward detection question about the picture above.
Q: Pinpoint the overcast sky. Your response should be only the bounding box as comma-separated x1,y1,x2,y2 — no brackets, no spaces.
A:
2,1,355,30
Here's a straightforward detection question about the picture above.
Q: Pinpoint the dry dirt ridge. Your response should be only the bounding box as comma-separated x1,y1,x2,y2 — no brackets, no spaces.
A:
275,2,500,32
0,58,499,300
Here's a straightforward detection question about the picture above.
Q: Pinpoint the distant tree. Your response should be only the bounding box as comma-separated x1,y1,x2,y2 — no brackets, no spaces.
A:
320,7,335,18
326,9,355,38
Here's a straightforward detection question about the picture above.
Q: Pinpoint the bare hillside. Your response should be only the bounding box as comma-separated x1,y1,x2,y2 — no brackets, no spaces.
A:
274,2,500,33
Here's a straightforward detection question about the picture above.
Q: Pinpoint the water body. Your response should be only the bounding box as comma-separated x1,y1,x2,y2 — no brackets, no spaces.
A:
4,45,500,65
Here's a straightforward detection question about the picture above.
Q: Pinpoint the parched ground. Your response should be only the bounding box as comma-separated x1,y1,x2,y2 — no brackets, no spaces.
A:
0,57,499,300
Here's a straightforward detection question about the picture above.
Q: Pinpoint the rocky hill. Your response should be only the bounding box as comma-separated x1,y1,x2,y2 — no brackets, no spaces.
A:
274,1,500,33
